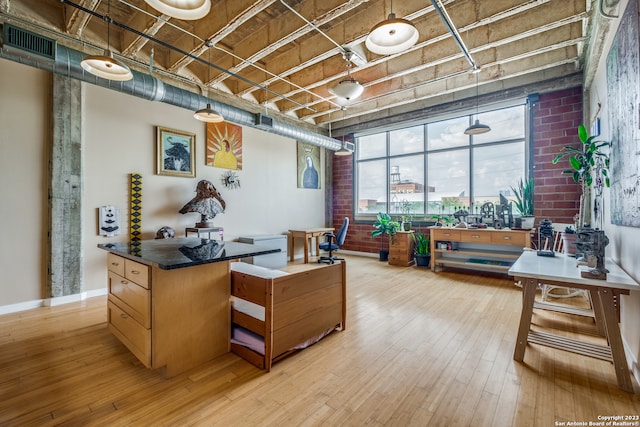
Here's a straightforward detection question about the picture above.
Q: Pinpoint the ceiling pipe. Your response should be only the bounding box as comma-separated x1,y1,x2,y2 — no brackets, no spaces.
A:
430,0,477,70
279,0,367,66
59,0,313,111
117,0,338,111
0,31,352,152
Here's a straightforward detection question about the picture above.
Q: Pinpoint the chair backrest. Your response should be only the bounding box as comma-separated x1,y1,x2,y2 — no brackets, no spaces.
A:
335,217,349,246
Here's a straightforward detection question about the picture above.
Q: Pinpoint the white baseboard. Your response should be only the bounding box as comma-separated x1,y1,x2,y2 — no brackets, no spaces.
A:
623,338,640,388
0,288,107,315
337,249,378,258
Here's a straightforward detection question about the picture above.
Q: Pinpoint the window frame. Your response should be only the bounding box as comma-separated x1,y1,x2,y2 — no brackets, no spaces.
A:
352,102,532,223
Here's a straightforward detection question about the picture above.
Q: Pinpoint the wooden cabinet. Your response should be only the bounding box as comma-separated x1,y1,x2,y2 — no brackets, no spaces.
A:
429,227,531,273
106,253,231,377
389,231,415,266
107,254,151,366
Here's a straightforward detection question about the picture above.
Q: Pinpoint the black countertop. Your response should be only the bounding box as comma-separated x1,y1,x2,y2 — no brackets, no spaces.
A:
98,237,280,270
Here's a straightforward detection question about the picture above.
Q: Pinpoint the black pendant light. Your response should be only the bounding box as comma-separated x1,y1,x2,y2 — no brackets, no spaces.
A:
465,67,491,135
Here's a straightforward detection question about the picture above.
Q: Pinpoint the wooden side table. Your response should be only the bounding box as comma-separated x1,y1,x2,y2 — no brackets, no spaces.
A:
389,231,415,266
288,228,334,263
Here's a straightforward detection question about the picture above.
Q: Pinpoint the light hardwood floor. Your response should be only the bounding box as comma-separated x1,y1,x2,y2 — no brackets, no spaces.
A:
1,254,639,426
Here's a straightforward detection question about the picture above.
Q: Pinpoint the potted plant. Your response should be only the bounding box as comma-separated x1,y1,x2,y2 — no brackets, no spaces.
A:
510,178,535,229
371,212,400,261
552,124,610,229
412,231,430,267
400,199,412,231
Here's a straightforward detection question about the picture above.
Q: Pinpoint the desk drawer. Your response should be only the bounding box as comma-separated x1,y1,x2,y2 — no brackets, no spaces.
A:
460,231,492,244
108,271,150,328
107,253,125,276
124,259,150,289
108,300,151,367
432,230,460,241
491,231,527,246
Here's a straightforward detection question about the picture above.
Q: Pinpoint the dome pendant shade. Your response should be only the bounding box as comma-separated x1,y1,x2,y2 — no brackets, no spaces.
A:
334,145,352,156
193,103,224,122
365,13,419,55
143,0,211,20
81,50,133,81
464,119,491,135
329,77,364,101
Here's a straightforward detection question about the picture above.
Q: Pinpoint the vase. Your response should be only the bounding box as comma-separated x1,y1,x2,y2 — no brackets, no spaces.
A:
561,232,577,256
520,216,535,230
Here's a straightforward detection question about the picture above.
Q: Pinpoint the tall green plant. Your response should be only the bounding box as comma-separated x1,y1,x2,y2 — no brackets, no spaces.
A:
412,232,430,255
552,124,610,187
510,178,534,216
552,124,611,226
371,212,400,249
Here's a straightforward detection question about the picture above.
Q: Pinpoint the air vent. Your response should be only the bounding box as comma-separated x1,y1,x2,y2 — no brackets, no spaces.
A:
3,24,56,60
254,113,273,128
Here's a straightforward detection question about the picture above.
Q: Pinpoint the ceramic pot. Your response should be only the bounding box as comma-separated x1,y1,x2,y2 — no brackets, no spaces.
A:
561,232,577,256
415,253,431,267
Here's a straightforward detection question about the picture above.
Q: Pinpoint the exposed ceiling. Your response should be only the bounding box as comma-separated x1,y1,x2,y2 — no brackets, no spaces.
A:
0,0,620,132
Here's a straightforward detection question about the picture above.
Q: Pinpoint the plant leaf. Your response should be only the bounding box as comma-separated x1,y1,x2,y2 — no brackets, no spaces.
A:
578,124,588,143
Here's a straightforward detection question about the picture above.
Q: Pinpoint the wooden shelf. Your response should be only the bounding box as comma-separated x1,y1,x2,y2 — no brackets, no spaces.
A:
433,257,513,272
430,227,531,274
433,248,521,259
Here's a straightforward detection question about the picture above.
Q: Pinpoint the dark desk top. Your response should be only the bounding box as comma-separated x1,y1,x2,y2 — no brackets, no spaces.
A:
98,237,280,270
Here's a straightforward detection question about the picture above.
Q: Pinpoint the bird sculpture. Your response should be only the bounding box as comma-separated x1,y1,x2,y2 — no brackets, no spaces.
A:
179,180,226,228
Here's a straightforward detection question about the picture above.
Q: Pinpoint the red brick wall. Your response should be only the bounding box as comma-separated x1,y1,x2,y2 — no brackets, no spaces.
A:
532,87,583,226
332,87,583,254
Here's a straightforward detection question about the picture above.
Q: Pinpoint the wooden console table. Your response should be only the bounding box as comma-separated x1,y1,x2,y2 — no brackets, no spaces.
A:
509,251,639,392
430,227,531,273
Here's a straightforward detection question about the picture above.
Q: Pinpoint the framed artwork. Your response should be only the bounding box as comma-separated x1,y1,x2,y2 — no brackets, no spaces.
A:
206,122,242,170
156,126,196,177
297,141,321,189
607,0,640,227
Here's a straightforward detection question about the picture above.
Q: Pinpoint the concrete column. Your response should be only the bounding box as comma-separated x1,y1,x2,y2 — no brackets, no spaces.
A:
48,74,83,297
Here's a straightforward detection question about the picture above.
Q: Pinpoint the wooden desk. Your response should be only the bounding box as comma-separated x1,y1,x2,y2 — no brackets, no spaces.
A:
288,228,334,263
509,250,639,392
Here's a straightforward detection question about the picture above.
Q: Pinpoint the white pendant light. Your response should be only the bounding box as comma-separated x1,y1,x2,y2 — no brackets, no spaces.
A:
330,78,364,101
194,46,224,123
81,1,133,81
464,67,491,135
335,140,352,156
144,0,211,20
81,50,133,81
365,0,419,55
329,51,364,101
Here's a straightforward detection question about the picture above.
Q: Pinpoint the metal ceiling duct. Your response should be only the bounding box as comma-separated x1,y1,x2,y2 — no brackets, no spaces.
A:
0,25,353,152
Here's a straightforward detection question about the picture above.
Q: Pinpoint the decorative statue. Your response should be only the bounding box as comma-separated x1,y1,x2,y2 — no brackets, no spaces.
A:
155,226,175,239
575,227,609,279
179,180,226,228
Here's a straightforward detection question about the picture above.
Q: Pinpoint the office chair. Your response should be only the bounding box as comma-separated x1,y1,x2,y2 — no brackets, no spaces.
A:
318,217,349,264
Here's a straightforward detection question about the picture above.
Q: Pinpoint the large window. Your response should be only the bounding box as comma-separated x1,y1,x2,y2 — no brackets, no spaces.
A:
355,104,527,220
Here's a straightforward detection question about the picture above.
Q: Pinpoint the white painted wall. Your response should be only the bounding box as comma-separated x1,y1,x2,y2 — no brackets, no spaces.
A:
0,58,326,306
585,0,640,381
0,60,48,305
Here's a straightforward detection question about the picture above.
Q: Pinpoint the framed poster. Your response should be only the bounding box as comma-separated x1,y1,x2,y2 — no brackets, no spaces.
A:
297,141,321,189
206,121,242,170
156,126,196,178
